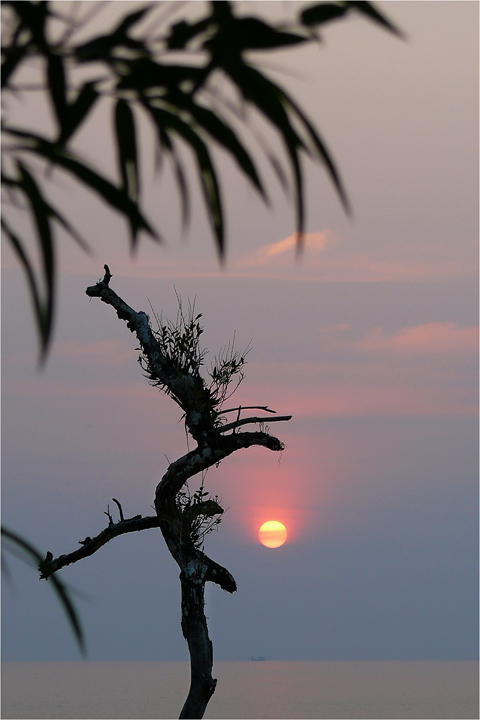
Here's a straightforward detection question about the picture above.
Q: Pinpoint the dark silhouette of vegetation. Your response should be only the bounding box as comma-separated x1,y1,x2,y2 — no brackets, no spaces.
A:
2,0,403,678
1,526,85,654
1,0,403,360
39,267,292,718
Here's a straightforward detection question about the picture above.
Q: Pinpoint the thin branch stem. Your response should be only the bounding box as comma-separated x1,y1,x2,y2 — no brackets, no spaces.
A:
39,514,160,579
220,405,276,415
219,414,292,434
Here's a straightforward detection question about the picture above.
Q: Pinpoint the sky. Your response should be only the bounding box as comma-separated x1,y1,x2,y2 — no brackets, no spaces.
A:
2,1,478,662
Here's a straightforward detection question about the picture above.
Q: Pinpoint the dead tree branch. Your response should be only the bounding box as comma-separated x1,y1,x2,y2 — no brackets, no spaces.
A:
86,277,219,446
39,514,160,579
219,414,292,434
78,270,293,718
220,405,276,414
112,497,124,522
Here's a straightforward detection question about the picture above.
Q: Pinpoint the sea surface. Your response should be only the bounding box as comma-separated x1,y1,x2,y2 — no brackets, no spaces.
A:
1,660,478,719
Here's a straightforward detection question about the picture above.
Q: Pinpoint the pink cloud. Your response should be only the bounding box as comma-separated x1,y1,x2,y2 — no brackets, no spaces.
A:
235,231,332,269
358,323,479,355
312,256,469,283
246,377,478,419
241,336,477,418
285,383,477,418
229,233,475,283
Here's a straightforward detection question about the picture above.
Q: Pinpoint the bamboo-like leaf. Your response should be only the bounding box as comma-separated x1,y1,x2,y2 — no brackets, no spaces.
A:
46,52,68,129
349,1,405,38
230,16,308,50
284,91,350,213
266,150,290,193
16,162,55,361
74,6,151,62
6,129,158,247
198,151,224,257
2,2,48,86
300,3,348,27
116,59,205,94
114,99,139,203
7,0,48,51
1,526,85,655
185,103,266,201
221,63,307,233
2,177,90,358
114,6,151,36
158,127,191,231
2,43,29,88
1,217,45,352
145,104,224,256
59,82,99,146
3,168,90,249
166,17,213,50
227,62,350,231
45,202,91,254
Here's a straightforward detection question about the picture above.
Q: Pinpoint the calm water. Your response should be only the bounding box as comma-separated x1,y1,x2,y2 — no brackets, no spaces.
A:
2,661,478,719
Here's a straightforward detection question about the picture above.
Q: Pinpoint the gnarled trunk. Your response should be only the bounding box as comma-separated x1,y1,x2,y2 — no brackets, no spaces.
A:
80,271,290,719
179,563,216,719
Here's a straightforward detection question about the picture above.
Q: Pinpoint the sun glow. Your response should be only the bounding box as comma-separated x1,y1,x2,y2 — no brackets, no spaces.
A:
259,521,287,548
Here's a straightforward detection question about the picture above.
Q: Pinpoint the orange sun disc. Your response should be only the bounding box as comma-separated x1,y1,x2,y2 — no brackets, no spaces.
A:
259,521,287,548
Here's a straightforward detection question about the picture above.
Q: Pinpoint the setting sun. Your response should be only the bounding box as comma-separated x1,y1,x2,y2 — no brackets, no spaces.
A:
259,521,287,548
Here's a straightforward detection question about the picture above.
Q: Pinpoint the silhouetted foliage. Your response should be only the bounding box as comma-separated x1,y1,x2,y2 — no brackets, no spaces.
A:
1,1,403,360
1,525,85,655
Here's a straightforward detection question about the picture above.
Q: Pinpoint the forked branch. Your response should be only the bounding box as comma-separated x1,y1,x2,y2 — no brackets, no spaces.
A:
39,513,160,579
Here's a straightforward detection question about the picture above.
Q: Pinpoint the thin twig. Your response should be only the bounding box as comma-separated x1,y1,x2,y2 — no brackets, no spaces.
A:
219,415,292,434
221,405,276,415
112,497,124,522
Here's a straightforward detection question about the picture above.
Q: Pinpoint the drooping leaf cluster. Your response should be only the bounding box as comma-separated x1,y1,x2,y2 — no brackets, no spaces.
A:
1,1,403,359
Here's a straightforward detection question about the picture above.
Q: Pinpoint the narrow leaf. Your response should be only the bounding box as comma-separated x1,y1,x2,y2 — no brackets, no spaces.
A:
6,129,158,247
114,99,139,202
186,103,266,201
1,217,44,351
17,162,55,361
266,150,290,193
234,17,308,50
300,3,347,27
223,63,307,234
158,127,191,231
166,17,212,50
115,6,151,35
349,1,405,38
2,44,28,88
282,91,350,214
46,202,91,254
1,526,85,655
74,6,151,62
231,63,349,219
46,52,68,129
59,82,98,146
144,105,224,257
198,151,224,257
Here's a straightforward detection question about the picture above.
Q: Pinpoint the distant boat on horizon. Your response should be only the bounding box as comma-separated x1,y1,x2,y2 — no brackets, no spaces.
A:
250,655,266,661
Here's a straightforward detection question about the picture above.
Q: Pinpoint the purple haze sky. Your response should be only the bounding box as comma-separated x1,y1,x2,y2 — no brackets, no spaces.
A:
2,1,478,661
